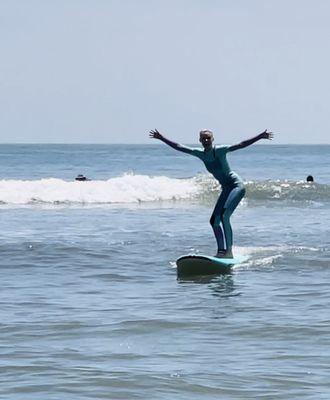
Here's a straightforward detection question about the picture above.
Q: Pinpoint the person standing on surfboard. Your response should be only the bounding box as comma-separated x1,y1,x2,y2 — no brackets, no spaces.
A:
149,128,273,258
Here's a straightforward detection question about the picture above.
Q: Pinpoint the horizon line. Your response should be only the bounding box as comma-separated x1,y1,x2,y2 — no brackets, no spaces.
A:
0,142,330,146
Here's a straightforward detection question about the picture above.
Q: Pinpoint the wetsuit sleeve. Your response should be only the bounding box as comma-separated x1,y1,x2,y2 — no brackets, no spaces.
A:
214,145,230,157
178,145,204,159
190,148,204,159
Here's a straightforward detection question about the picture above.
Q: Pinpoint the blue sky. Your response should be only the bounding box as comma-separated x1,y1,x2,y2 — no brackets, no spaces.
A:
1,0,330,144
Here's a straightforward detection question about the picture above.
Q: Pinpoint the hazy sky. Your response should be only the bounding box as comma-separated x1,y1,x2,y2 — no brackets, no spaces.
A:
1,0,330,144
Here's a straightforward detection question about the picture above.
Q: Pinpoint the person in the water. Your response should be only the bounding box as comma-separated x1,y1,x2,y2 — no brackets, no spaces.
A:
75,174,90,181
149,128,273,258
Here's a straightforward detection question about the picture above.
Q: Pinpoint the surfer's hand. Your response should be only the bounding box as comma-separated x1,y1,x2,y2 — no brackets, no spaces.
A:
149,129,163,140
259,130,274,140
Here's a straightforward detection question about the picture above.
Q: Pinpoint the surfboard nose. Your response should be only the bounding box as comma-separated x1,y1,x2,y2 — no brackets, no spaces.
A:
176,254,241,277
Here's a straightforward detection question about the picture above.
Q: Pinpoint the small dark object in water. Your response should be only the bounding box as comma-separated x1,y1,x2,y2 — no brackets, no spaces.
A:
75,174,89,181
306,175,314,182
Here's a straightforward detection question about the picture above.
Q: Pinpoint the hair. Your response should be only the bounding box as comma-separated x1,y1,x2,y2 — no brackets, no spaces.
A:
306,175,314,182
199,129,214,137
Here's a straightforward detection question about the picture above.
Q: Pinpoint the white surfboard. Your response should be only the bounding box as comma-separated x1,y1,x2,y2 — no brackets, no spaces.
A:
176,254,248,277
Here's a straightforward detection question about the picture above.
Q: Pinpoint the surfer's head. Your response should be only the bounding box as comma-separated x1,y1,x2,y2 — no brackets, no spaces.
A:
199,130,214,150
306,175,314,183
75,174,88,181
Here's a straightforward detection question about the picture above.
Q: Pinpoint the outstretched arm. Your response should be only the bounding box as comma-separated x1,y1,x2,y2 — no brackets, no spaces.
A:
149,129,195,155
228,130,274,152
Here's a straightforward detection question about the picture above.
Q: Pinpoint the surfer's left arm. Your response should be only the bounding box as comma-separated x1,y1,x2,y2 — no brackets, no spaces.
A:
227,130,274,152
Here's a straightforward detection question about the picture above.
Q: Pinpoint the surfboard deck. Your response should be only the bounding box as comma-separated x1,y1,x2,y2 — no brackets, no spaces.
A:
176,254,248,277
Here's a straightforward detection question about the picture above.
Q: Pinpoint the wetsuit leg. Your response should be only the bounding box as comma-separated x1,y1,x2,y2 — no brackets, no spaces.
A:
210,187,230,252
221,184,246,250
210,184,245,252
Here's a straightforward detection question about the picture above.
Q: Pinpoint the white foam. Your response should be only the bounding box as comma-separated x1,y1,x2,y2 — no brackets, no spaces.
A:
0,174,200,205
1,175,328,206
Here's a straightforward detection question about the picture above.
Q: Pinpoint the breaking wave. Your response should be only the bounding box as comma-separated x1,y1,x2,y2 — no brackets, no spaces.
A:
0,174,329,206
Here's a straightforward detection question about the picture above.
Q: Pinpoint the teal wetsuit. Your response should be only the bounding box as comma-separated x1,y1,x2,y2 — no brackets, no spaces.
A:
180,144,245,252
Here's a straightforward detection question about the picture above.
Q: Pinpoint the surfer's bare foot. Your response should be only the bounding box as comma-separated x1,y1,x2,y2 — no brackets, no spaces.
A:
215,250,226,258
215,249,233,258
223,249,233,258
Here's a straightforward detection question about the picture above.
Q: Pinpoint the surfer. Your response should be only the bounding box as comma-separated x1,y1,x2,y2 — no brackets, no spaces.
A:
149,128,273,258
75,174,90,181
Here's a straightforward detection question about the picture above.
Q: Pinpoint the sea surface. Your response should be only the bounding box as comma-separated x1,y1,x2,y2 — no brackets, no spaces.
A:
0,144,329,399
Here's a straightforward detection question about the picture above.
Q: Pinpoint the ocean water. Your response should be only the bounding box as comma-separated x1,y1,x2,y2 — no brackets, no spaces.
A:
0,144,329,399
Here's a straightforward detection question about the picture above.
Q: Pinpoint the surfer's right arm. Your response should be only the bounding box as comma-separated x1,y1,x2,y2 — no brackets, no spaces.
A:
149,129,198,155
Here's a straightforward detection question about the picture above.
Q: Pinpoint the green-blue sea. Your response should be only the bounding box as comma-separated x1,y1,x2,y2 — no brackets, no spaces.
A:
0,144,330,399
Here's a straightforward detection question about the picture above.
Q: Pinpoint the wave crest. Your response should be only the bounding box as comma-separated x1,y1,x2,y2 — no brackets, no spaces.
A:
0,175,199,205
245,180,329,203
0,175,328,206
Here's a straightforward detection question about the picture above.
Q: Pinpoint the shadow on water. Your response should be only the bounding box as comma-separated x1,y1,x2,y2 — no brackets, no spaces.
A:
177,273,239,298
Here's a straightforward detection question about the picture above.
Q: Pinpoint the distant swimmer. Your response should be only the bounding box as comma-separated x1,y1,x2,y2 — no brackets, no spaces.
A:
75,174,90,181
150,128,273,258
306,175,314,183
